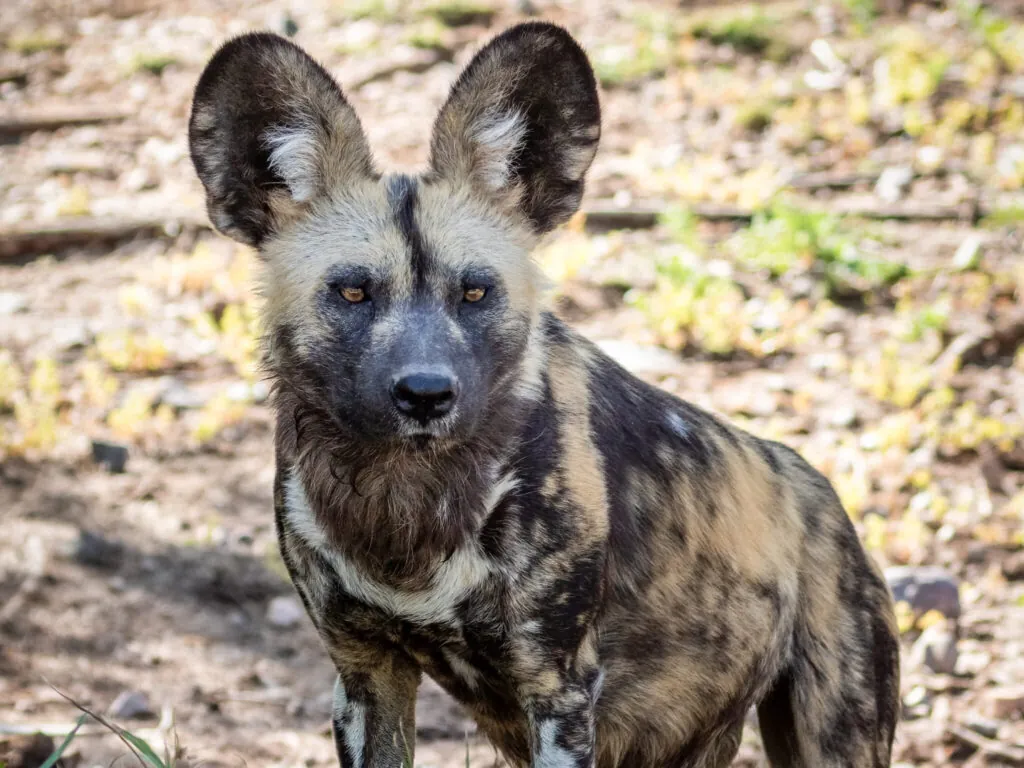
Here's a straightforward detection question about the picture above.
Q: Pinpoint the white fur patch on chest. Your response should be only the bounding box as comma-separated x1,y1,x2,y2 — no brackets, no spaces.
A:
283,471,493,626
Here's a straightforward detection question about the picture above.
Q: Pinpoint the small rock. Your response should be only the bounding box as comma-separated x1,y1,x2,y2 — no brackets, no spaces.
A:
909,621,958,675
955,650,991,677
952,235,983,271
829,405,859,429
73,529,124,569
109,690,154,719
266,596,304,628
0,733,57,768
594,340,681,376
226,379,269,404
0,291,27,315
121,166,157,192
987,686,1024,719
157,377,207,410
964,714,1001,740
91,439,129,473
885,565,960,620
874,165,914,203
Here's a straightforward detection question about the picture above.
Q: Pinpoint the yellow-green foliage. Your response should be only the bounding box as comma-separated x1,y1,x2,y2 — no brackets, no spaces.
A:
2,356,63,456
5,29,65,54
95,330,170,373
686,6,794,62
727,204,908,297
193,393,248,444
420,0,494,27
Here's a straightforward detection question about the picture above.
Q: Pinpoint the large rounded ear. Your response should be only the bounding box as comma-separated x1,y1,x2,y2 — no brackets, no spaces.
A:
428,22,600,234
189,33,374,247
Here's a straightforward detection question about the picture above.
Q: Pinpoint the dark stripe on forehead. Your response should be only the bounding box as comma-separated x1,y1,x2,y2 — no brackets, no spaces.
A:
387,173,429,291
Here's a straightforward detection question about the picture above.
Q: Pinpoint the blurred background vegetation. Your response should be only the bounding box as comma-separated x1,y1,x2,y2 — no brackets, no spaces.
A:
1,0,1023,765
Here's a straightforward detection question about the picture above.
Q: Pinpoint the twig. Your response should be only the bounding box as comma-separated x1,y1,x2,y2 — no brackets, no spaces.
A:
0,107,129,136
349,49,447,89
580,197,990,231
0,213,209,261
947,724,1024,765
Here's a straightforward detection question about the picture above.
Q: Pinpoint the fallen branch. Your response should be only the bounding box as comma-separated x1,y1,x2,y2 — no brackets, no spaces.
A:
787,170,881,190
0,107,129,136
349,49,448,89
582,198,988,231
947,724,1024,765
0,213,209,261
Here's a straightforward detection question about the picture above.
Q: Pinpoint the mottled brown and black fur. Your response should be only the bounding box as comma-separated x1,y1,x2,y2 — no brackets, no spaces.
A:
189,23,900,768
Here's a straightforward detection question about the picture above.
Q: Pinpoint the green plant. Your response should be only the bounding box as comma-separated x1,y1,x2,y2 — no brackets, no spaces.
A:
728,203,907,297
840,0,877,34
688,7,793,61
42,687,182,767
128,53,177,76
5,30,64,54
421,0,494,27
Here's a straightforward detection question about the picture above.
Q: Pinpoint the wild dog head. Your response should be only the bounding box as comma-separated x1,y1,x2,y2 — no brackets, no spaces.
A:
188,24,600,449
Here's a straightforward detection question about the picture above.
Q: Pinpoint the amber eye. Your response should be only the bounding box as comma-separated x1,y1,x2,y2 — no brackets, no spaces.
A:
340,286,366,303
463,287,487,303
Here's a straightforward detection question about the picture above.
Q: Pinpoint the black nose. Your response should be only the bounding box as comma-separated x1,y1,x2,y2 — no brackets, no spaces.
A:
391,372,457,422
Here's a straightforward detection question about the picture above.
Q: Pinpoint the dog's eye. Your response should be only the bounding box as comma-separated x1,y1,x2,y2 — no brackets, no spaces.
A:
340,286,366,303
463,287,487,303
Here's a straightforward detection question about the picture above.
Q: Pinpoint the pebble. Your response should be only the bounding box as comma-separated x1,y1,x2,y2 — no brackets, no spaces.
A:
266,596,304,628
909,621,959,675
874,165,914,203
884,565,961,619
594,340,681,376
91,439,129,473
109,690,154,719
964,715,1001,740
953,235,983,271
157,377,207,410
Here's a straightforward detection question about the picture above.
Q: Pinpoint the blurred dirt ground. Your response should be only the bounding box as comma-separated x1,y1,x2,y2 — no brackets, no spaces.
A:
2,0,1024,766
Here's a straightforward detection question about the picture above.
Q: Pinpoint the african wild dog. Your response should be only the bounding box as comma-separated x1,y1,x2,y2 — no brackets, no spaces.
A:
188,22,900,768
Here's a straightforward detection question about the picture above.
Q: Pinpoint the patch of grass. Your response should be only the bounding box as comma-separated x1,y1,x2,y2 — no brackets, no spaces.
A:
982,204,1024,228
335,0,404,23
659,206,704,252
95,330,170,372
958,0,1024,73
735,98,780,133
42,687,181,768
593,39,671,87
688,7,793,62
421,0,494,27
403,18,450,51
128,52,178,76
5,30,65,54
629,257,750,356
728,203,908,298
878,27,950,105
594,9,676,87
839,0,877,34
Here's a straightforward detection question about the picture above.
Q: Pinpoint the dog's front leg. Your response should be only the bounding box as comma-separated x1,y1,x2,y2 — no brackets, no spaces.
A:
527,690,597,768
514,633,601,768
326,637,420,768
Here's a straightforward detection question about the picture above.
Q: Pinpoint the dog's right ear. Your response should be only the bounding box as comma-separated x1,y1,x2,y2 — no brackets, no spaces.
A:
189,33,374,247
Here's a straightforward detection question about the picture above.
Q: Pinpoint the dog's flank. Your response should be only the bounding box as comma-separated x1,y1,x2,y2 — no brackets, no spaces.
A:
191,22,900,768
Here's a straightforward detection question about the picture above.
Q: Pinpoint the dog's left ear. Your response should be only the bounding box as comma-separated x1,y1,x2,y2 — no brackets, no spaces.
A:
428,22,600,233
